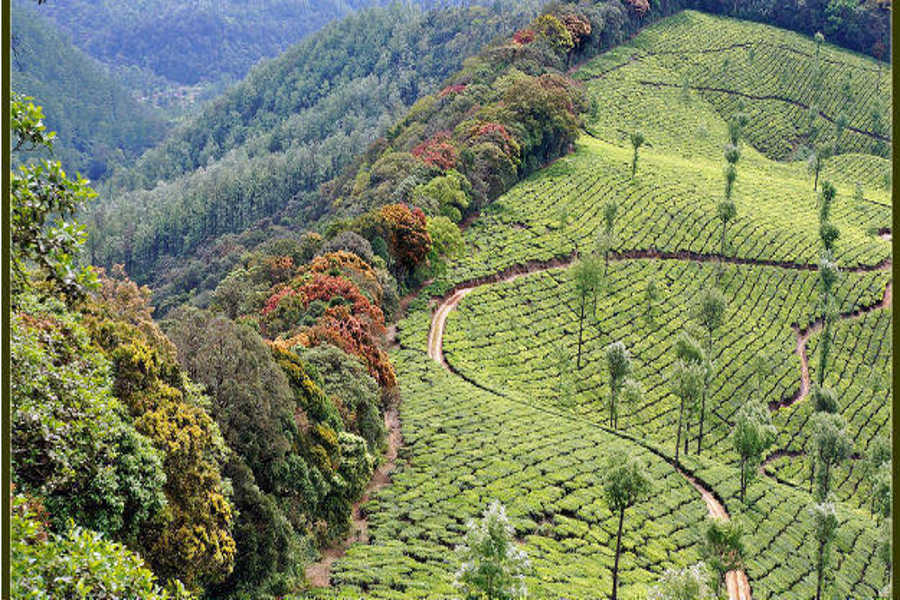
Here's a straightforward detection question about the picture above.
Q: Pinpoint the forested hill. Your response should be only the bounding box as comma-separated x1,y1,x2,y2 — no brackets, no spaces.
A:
11,0,167,180
38,0,489,87
87,0,547,312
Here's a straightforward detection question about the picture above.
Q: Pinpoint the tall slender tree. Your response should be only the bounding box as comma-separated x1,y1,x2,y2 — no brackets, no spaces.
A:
809,499,838,600
605,342,632,429
630,131,645,178
693,287,726,454
603,448,652,600
673,359,704,468
731,400,776,502
817,255,840,387
810,412,852,500
573,259,601,369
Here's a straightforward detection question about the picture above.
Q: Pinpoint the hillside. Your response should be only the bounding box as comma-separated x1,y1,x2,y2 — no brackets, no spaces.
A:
86,0,548,311
301,11,891,598
11,0,167,179
38,0,446,86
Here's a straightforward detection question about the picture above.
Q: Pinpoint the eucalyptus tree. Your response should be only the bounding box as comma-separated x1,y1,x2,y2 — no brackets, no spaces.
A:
748,352,770,404
644,278,661,326
630,130,645,178
603,448,652,600
605,342,632,429
700,517,744,599
809,498,838,600
810,412,853,500
731,400,776,502
811,385,839,413
727,112,749,146
816,255,840,387
864,436,892,521
573,258,602,369
673,359,705,468
834,112,849,152
693,287,726,454
620,378,643,431
808,143,832,191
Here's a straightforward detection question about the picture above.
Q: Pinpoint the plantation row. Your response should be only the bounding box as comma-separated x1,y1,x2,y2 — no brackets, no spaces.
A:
303,349,710,599
768,306,892,509
439,137,890,290
578,11,892,160
441,260,889,470
693,461,887,598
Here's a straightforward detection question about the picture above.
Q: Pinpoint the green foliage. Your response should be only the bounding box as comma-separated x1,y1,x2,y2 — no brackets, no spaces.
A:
731,400,776,502
809,499,839,600
11,295,167,543
10,93,98,303
295,343,386,453
454,501,530,600
12,2,166,179
605,341,632,429
700,517,744,597
11,495,192,600
629,130,645,177
811,412,853,500
647,562,715,600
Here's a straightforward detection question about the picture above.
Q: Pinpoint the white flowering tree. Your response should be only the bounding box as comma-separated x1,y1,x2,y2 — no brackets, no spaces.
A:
647,562,715,600
454,501,530,599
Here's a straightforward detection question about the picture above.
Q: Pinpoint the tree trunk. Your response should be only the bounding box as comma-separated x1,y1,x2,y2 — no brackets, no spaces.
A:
818,315,831,387
684,418,690,456
612,507,625,600
697,388,706,455
816,538,825,600
577,294,585,369
740,457,746,502
675,397,685,466
814,163,820,191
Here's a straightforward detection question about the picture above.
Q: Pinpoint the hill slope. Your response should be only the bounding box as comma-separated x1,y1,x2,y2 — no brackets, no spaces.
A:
306,11,891,598
11,0,167,179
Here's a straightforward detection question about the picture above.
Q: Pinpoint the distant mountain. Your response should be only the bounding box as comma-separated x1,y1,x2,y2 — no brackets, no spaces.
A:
37,0,481,87
11,0,167,180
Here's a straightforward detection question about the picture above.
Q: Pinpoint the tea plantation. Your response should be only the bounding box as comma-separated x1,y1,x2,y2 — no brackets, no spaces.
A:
304,10,891,600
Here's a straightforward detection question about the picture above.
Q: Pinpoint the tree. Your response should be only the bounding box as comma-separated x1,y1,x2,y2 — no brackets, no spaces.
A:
647,562,714,600
454,501,530,600
693,287,726,454
10,93,98,304
605,342,632,429
878,517,892,597
818,180,837,224
727,112,749,146
812,385,839,413
717,200,737,258
810,412,852,500
809,499,839,600
11,495,192,600
817,255,840,386
630,130,645,178
748,352,770,404
673,359,705,467
834,112,849,152
731,400,776,502
620,379,643,430
573,258,601,368
808,143,832,191
603,448,652,600
596,199,620,285
700,517,744,598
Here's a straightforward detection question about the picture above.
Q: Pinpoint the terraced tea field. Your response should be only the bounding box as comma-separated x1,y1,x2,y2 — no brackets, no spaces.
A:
303,10,891,600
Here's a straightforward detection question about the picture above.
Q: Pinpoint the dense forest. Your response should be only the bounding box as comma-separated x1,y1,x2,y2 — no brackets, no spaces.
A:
10,0,893,598
11,0,167,180
86,0,547,313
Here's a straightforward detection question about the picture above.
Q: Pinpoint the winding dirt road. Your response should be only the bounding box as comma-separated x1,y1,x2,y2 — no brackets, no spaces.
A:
427,259,757,600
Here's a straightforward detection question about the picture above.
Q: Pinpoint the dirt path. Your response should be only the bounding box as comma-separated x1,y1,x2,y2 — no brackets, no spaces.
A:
427,260,759,600
305,407,403,587
681,471,752,600
771,278,892,411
